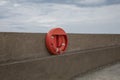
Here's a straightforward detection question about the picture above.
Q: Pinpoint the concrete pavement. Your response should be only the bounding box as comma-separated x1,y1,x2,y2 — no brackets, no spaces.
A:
74,62,120,80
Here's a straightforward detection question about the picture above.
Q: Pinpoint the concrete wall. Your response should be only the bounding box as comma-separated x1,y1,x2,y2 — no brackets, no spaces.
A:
0,45,120,80
0,32,120,64
0,33,48,64
0,32,120,80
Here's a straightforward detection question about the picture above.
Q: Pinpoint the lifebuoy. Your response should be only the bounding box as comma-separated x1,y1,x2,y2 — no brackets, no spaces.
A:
46,28,68,55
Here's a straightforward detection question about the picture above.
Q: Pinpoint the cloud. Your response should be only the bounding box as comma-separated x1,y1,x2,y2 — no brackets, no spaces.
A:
75,0,106,5
0,0,120,33
0,0,8,6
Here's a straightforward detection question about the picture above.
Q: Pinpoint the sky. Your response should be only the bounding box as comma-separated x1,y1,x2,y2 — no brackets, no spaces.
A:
0,0,120,33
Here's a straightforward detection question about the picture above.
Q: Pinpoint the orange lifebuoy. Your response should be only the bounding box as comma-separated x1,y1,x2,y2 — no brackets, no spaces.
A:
46,28,68,55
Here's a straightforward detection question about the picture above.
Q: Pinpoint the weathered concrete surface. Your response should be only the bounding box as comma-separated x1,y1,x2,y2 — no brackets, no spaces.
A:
0,32,120,64
0,33,120,80
74,62,120,80
0,33,49,64
0,46,120,80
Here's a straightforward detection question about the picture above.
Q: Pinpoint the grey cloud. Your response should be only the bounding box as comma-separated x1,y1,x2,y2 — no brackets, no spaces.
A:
107,0,120,5
8,0,120,7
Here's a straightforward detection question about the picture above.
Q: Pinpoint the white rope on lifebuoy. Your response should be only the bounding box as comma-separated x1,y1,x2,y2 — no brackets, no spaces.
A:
62,43,65,46
56,48,59,53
